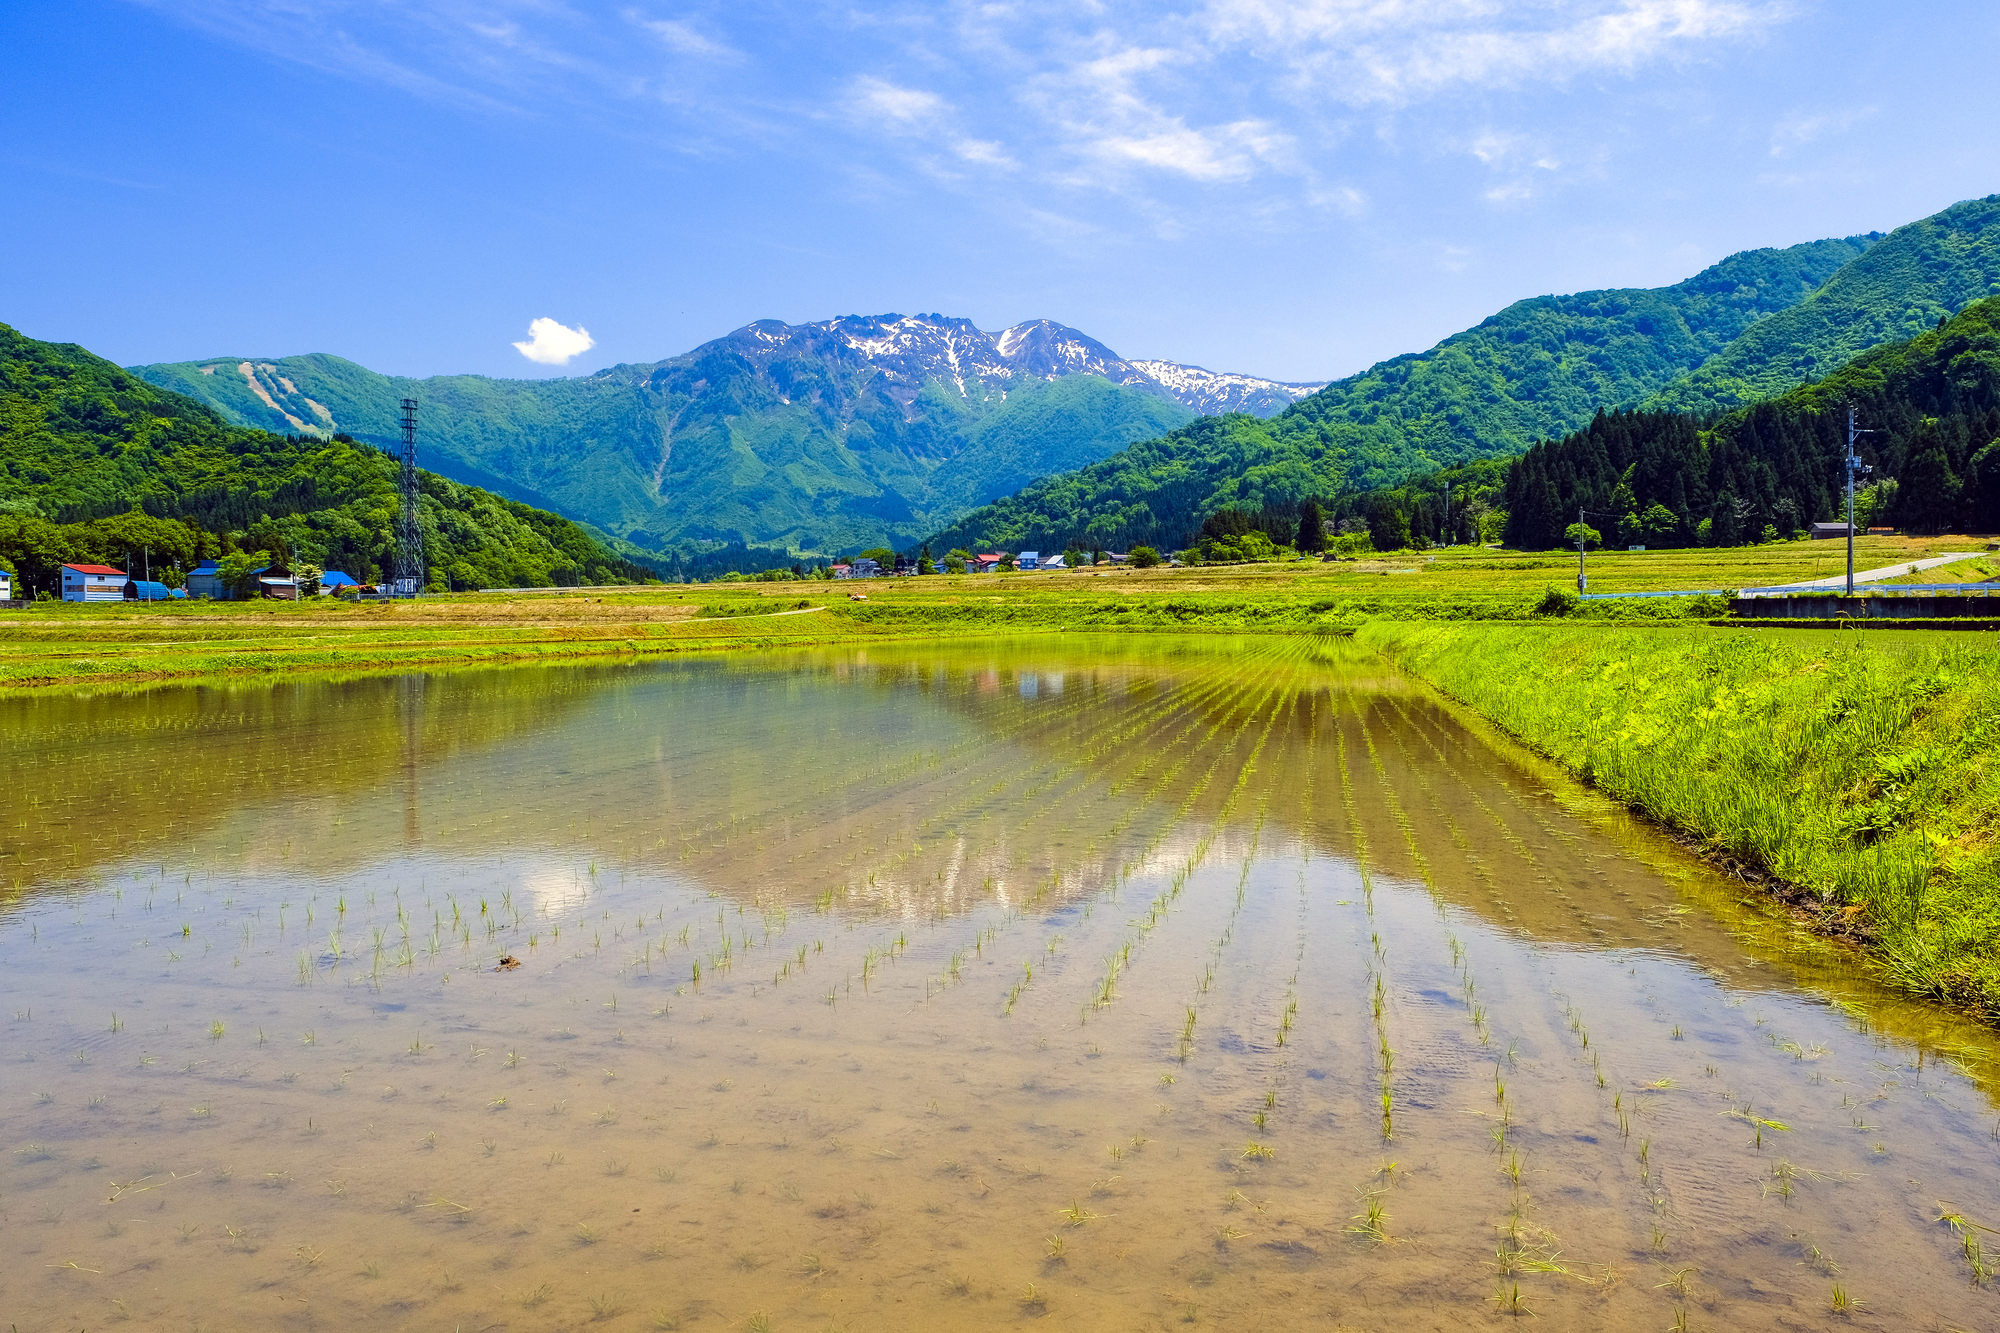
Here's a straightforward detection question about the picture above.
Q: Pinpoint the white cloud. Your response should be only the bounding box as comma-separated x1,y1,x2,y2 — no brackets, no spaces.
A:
1770,104,1877,156
631,14,741,62
512,317,596,365
849,76,947,132
953,138,1019,168
1200,0,1785,104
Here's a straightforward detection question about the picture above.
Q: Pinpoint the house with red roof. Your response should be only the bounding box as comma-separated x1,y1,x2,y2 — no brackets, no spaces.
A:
61,564,130,602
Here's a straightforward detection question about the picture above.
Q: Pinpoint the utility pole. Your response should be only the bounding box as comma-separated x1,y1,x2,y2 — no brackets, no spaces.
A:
395,397,424,597
1444,480,1451,547
1844,406,1875,596
1575,506,1614,594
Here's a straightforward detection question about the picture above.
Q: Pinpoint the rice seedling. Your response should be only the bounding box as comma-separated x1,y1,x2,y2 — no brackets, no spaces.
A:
1655,1266,1694,1298
1492,1282,1530,1316
575,1222,599,1245
1829,1283,1857,1312
522,1283,555,1307
588,1291,624,1320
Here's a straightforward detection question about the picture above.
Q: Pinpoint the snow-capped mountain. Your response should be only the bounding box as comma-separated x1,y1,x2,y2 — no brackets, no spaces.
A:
685,313,1319,418
1127,359,1327,417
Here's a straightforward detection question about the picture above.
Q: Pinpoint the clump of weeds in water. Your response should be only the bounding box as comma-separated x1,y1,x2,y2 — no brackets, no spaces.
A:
1937,1205,1996,1284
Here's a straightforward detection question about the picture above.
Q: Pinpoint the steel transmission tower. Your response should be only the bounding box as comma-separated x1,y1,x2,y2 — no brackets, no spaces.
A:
395,397,424,596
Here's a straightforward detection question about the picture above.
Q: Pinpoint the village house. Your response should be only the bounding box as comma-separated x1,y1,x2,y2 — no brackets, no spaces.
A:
61,563,130,602
186,558,272,600
1017,551,1040,570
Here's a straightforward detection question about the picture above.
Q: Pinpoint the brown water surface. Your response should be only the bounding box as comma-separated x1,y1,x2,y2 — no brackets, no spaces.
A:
3,636,1997,1331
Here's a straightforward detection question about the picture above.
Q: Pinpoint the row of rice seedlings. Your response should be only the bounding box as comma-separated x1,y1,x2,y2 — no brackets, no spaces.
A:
790,666,1267,1020
1065,669,1292,1022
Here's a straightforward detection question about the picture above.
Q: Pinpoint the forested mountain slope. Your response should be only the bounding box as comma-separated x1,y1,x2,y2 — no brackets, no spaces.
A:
0,323,650,590
1502,295,2000,547
135,316,1318,560
928,235,1879,554
1650,194,2000,413
933,195,2000,555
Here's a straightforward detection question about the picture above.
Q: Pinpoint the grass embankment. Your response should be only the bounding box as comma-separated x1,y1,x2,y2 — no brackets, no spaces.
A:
1364,621,2000,1016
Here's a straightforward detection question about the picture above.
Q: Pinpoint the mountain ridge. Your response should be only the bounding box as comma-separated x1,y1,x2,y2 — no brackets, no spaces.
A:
134,315,1318,561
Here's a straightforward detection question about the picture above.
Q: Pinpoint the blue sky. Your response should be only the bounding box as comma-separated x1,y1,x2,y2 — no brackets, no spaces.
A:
4,1,1997,383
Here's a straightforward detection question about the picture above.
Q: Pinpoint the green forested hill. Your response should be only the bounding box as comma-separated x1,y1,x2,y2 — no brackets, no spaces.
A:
133,316,1199,561
1649,194,2000,413
928,235,1879,554
933,195,2000,555
1500,296,2000,547
0,323,651,590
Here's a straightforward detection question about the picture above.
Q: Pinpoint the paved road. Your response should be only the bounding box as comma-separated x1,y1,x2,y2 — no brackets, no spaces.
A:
1744,551,1983,594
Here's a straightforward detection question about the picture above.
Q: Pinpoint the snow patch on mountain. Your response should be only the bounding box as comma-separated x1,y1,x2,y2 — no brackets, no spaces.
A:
681,313,1315,419
1128,360,1326,417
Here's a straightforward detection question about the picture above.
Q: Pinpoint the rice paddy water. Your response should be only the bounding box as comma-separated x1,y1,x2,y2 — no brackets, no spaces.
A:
2,635,1996,1330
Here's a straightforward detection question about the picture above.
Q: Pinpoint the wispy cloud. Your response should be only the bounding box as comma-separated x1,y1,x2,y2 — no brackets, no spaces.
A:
630,13,741,62
1200,0,1786,103
1770,104,1878,156
847,76,947,132
125,0,1799,234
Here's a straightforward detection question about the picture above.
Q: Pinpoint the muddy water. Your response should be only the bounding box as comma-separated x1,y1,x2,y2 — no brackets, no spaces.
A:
3,636,1997,1332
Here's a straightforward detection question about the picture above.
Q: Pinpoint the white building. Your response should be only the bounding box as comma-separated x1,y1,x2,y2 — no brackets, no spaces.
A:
61,563,130,602
0,568,12,600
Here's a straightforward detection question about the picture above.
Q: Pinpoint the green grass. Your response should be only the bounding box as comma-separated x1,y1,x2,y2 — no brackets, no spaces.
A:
1362,619,2000,1016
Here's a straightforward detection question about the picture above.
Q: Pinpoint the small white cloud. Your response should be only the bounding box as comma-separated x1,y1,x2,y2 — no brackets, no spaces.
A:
849,76,946,131
1770,104,1877,156
512,317,596,366
633,15,740,62
953,138,1018,168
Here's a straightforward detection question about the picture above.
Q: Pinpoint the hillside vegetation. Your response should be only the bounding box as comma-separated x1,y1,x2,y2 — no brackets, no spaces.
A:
0,323,650,591
929,235,1878,553
933,196,2000,556
1651,193,2000,412
1503,295,2000,547
134,320,1198,562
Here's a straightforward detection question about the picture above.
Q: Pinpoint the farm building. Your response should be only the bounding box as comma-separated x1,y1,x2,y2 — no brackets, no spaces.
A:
320,571,360,593
0,568,11,600
186,559,270,600
61,564,130,602
122,580,184,601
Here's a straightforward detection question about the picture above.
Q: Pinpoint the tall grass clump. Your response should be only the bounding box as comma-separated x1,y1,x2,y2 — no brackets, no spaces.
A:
1362,622,2000,1017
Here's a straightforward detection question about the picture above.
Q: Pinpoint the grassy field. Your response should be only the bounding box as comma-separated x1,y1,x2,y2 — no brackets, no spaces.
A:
0,534,1989,692
1363,620,2000,1019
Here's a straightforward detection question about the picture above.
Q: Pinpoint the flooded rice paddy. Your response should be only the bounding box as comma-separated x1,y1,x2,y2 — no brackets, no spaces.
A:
3,635,1998,1332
